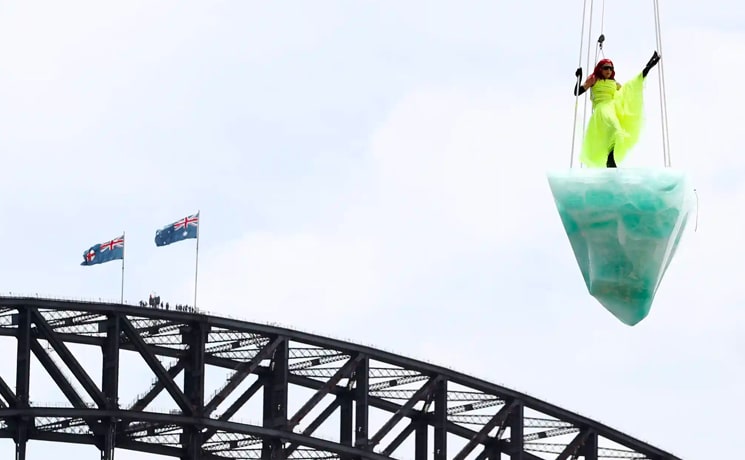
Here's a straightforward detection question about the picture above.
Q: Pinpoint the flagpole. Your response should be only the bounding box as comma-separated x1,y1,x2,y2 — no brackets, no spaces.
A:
121,231,125,304
194,211,200,309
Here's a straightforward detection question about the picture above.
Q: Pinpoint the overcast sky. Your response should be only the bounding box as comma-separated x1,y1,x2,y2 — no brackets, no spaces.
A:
0,1,743,459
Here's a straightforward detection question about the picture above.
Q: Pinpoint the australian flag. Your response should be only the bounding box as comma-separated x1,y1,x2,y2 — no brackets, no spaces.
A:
81,235,124,266
155,213,199,247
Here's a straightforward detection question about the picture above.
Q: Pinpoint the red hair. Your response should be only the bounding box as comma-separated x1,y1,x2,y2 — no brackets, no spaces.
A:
593,59,615,80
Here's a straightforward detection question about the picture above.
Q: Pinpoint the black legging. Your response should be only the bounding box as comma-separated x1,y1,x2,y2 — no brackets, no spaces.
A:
606,150,616,168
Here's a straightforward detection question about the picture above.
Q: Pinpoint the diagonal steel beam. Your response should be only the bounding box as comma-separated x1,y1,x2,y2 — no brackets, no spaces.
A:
204,336,283,415
382,419,416,456
129,360,185,412
0,375,17,408
301,397,342,437
202,377,264,441
369,375,441,447
556,429,591,460
473,444,494,460
288,354,363,429
30,339,88,409
119,316,193,415
29,308,108,407
118,359,185,435
453,400,519,460
472,442,544,460
29,338,105,438
284,396,343,457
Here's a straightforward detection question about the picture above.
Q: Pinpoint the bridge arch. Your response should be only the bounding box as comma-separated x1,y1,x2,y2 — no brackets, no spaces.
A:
0,297,680,460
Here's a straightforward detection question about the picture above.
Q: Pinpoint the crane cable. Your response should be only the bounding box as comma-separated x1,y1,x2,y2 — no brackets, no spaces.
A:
581,0,606,163
651,2,692,228
570,0,606,168
569,0,591,168
653,0,672,167
598,0,606,59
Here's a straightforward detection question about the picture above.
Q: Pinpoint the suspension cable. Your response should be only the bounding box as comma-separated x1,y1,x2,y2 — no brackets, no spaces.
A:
569,0,591,168
578,0,608,168
570,0,608,168
577,0,595,168
598,0,606,59
653,0,672,167
600,0,605,36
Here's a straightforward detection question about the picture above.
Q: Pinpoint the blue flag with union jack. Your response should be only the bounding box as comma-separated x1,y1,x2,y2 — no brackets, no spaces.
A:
81,235,124,266
155,213,199,247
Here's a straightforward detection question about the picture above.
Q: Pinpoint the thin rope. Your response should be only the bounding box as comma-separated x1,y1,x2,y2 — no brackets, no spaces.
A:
569,0,590,168
653,0,672,167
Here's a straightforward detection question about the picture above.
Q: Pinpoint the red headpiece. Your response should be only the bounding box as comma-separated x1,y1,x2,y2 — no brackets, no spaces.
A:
593,58,615,80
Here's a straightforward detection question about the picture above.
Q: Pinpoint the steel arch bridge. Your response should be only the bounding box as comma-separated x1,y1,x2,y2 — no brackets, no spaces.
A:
0,297,681,460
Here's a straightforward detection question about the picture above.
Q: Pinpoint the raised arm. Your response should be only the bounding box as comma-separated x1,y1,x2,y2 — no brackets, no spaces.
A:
642,51,661,78
574,81,586,96
574,75,596,96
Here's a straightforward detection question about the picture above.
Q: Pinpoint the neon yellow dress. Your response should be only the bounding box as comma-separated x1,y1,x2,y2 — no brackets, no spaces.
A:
580,73,646,167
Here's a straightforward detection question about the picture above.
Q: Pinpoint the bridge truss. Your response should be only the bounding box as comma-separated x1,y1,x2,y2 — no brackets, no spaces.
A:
0,297,682,460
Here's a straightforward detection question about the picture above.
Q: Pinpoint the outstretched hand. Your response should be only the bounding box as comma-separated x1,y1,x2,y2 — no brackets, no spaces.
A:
647,51,661,68
642,51,661,78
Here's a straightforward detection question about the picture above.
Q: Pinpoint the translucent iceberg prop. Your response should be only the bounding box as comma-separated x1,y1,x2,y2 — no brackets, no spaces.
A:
547,168,694,326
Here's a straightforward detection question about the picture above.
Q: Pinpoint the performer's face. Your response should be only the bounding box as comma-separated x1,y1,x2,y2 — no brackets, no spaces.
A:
601,64,613,78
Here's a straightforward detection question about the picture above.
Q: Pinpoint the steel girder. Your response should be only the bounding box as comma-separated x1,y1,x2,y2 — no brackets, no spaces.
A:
0,297,683,460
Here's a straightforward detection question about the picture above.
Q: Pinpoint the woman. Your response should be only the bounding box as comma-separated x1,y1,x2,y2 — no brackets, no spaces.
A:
574,51,660,168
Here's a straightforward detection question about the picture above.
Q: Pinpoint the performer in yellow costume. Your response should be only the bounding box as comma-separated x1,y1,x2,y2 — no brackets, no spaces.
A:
574,52,660,167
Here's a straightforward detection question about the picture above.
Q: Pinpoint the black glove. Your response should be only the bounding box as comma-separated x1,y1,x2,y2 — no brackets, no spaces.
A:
642,51,660,77
575,67,583,78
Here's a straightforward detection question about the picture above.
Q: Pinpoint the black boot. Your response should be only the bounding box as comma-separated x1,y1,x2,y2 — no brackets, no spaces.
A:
606,150,617,168
642,51,660,78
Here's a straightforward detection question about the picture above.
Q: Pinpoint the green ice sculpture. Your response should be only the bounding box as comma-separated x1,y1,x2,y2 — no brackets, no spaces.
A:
547,168,694,326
